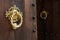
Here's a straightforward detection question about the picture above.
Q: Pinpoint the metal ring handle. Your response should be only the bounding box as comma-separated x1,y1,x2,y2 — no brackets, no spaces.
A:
11,11,23,29
40,11,48,20
6,5,23,30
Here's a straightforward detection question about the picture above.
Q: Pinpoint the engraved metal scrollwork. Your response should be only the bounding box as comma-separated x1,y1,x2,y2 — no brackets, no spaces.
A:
6,5,23,30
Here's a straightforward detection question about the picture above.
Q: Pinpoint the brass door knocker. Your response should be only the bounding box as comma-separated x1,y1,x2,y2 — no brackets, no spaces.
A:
6,5,23,30
40,11,48,20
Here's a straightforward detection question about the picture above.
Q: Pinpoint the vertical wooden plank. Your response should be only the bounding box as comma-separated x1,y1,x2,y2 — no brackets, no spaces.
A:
0,0,15,40
24,0,33,40
53,0,60,40
31,0,37,40
9,31,15,40
24,0,37,40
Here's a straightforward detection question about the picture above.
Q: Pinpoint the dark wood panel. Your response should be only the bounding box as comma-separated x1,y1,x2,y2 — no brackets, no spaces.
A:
37,0,60,40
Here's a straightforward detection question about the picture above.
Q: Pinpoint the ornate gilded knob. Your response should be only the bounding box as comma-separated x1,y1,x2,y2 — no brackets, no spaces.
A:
6,5,23,30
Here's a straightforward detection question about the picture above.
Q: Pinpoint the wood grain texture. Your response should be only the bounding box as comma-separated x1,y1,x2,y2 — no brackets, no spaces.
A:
0,0,14,40
0,0,37,40
37,0,60,40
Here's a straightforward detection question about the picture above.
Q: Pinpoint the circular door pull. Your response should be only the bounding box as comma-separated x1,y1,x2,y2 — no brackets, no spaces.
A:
6,5,23,30
40,11,48,20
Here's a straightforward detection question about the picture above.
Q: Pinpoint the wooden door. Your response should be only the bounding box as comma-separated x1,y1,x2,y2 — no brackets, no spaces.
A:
0,0,37,40
37,0,60,40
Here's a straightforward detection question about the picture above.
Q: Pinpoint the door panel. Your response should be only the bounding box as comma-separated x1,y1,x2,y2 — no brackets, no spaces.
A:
0,0,37,40
37,0,60,40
